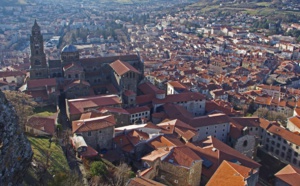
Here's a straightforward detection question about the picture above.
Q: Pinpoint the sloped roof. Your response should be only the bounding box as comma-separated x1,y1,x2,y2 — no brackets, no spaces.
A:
157,119,197,141
153,92,205,104
27,116,56,135
163,146,202,168
288,116,300,130
27,78,56,89
110,60,141,76
207,160,254,186
67,94,121,115
72,115,115,133
186,136,260,178
275,164,300,186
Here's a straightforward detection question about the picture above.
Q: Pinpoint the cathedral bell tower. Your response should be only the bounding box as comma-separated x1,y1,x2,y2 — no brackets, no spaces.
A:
29,20,48,79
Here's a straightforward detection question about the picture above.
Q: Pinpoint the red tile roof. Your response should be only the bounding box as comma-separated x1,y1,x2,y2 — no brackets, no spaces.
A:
157,119,197,141
27,78,56,89
147,135,184,149
64,80,90,91
275,164,300,186
138,82,165,95
27,116,56,135
189,113,231,128
207,160,255,186
163,146,202,168
126,106,150,114
261,123,300,146
288,116,300,130
0,71,26,78
72,115,115,133
153,92,205,104
110,60,141,76
186,136,260,178
67,94,121,115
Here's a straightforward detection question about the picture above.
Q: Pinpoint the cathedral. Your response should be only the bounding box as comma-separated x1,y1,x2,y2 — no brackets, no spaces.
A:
22,20,144,104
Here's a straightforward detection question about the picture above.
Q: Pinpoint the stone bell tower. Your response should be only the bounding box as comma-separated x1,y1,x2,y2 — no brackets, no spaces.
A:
29,20,48,79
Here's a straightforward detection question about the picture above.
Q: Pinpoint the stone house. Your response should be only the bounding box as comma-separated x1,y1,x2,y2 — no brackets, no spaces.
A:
25,116,56,136
207,160,259,186
141,146,202,186
64,80,91,99
72,115,116,150
110,59,142,95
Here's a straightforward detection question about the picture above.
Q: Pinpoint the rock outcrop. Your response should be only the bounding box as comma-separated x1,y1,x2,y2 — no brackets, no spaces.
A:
0,91,33,185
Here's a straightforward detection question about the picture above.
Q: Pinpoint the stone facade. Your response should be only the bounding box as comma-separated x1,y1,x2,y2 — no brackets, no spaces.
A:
29,20,48,79
80,126,114,150
0,91,33,185
234,135,257,159
159,160,202,186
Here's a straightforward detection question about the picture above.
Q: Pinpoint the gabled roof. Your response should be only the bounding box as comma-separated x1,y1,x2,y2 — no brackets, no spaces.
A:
163,146,202,168
153,92,205,104
275,164,300,186
27,116,56,135
110,60,141,76
147,135,184,150
0,71,26,78
186,136,260,178
67,94,121,115
138,82,165,95
72,115,115,133
64,80,90,91
207,160,255,186
261,123,300,146
157,119,197,141
189,113,231,128
126,106,150,114
27,78,56,89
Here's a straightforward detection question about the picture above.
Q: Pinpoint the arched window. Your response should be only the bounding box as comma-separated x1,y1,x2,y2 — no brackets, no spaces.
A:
36,50,39,55
75,74,79,78
34,59,41,65
243,140,248,147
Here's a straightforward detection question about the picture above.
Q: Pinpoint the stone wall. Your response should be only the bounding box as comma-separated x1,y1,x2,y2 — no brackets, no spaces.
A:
0,91,33,185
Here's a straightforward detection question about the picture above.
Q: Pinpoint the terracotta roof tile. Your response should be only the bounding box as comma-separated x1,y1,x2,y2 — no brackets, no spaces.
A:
72,115,115,133
163,146,202,168
110,60,141,76
27,116,56,135
207,160,254,186
275,164,300,186
67,94,121,115
288,116,300,129
27,78,56,89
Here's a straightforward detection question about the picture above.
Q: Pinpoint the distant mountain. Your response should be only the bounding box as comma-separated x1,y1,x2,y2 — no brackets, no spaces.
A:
0,0,27,6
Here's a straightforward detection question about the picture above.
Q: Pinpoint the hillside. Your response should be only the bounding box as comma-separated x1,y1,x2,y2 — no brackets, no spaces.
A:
190,0,300,23
0,0,27,6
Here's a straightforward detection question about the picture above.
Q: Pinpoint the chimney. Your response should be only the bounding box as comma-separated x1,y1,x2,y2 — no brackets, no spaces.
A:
136,170,141,177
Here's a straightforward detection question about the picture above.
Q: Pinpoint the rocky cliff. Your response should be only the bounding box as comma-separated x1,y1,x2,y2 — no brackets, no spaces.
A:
0,91,33,185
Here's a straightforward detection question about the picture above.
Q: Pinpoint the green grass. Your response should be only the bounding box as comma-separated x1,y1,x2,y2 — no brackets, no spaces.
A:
34,111,56,117
28,136,69,174
34,105,57,114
